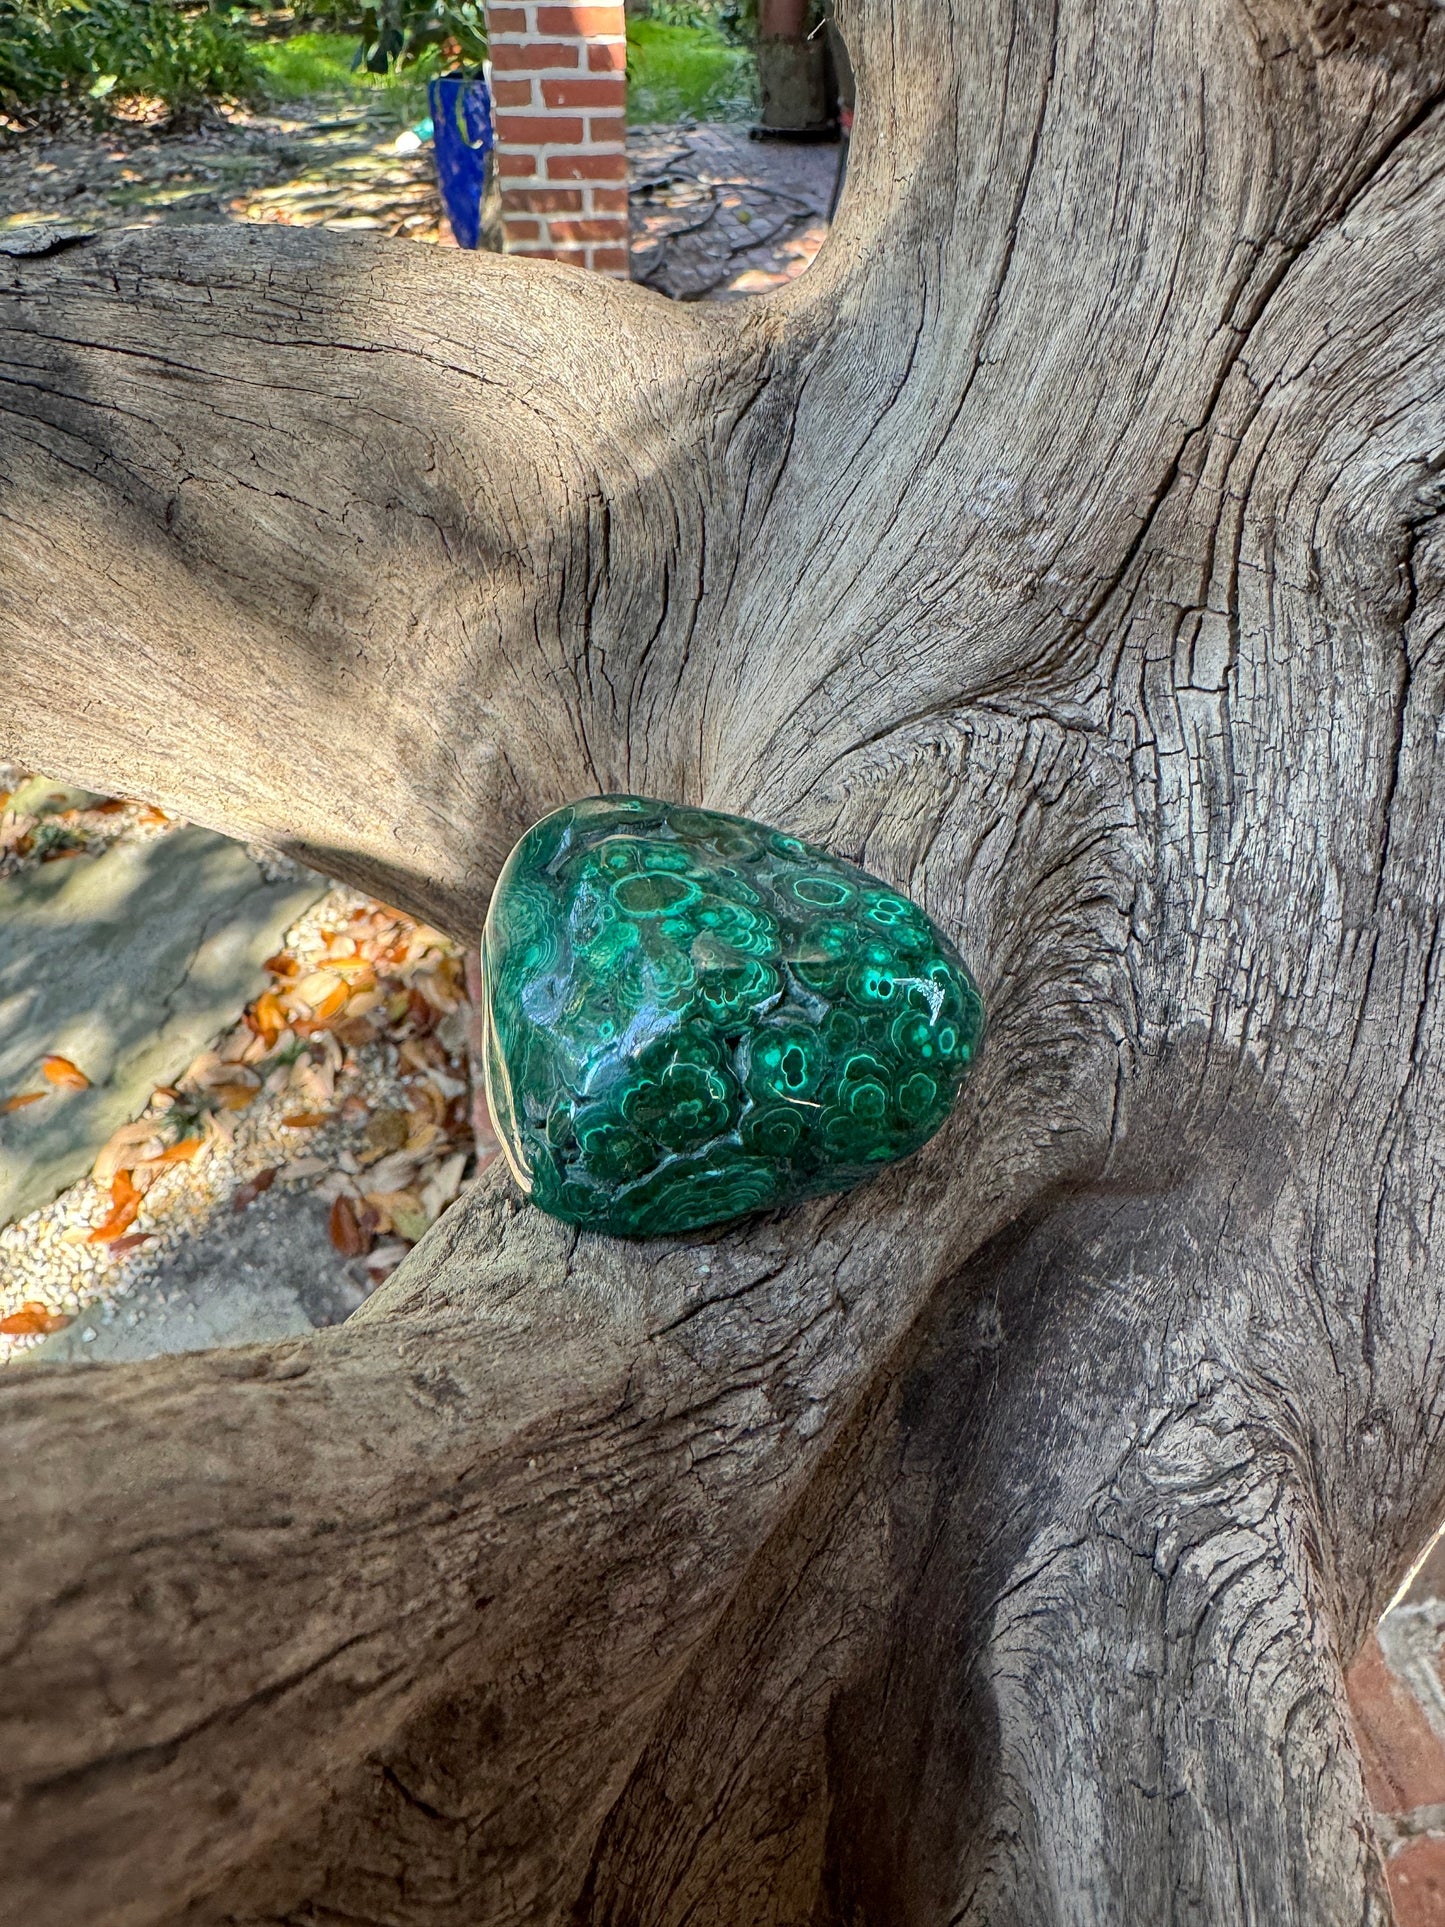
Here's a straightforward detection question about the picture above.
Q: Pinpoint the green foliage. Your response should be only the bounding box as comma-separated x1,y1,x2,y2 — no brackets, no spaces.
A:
0,0,486,122
626,12,756,124
642,0,755,42
351,0,486,75
0,0,265,117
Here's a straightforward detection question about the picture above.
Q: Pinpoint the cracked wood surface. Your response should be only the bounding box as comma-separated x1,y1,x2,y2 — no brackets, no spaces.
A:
1,0,1444,1921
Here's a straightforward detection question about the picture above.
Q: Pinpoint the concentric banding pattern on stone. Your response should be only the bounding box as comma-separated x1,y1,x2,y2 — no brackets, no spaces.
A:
482,797,984,1237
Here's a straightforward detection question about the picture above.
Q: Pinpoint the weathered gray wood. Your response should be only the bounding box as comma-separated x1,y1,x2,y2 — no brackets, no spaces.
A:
1,0,1443,1921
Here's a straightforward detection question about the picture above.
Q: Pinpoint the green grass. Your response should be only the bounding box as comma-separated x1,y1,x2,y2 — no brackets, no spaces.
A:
626,15,755,125
248,29,360,98
249,29,435,121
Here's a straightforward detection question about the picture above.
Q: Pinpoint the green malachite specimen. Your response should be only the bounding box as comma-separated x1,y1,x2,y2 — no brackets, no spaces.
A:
481,797,984,1238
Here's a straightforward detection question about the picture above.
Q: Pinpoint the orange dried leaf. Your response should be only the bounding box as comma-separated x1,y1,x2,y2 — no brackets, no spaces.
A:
250,989,287,1044
41,1055,90,1090
313,982,350,1022
104,1233,152,1258
0,1091,46,1113
264,952,297,978
89,1202,141,1243
212,1083,258,1112
0,1301,72,1336
281,1111,332,1129
157,1135,205,1164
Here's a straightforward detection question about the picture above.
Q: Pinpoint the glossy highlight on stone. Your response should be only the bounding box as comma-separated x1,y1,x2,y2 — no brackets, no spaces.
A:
481,797,984,1238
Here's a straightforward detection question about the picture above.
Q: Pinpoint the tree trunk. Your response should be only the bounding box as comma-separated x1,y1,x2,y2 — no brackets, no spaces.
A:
2,1,1443,1921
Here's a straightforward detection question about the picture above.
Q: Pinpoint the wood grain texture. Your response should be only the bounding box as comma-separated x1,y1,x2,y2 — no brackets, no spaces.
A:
1,0,1443,1920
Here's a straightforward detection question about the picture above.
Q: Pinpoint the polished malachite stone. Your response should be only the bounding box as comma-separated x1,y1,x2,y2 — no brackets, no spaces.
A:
481,797,984,1238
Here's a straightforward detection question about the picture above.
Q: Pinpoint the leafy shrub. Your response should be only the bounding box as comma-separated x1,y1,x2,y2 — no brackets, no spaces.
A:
644,0,756,41
352,0,486,74
0,0,264,118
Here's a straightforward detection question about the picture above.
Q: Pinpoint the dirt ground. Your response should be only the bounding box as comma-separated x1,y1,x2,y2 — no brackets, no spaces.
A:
0,99,453,242
0,100,838,293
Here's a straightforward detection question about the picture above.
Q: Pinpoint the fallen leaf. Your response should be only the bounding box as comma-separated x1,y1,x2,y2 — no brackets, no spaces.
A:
329,1193,377,1257
1,1092,46,1113
41,1055,90,1090
88,1170,142,1242
386,1193,431,1244
250,989,287,1045
287,1056,335,1108
362,1108,409,1161
314,981,350,1022
157,1135,205,1164
219,1024,257,1064
276,1156,328,1182
103,1233,152,1257
365,1239,411,1278
404,1080,447,1127
366,1151,420,1194
281,1111,332,1129
329,957,376,987
400,1036,446,1074
89,797,129,815
295,968,343,1008
93,1120,165,1183
233,1166,278,1211
88,1217,139,1248
41,843,86,862
264,951,297,977
136,804,168,827
0,1301,72,1336
212,1082,259,1112
421,1151,469,1223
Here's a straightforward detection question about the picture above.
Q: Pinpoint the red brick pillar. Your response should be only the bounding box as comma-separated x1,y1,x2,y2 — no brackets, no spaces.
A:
485,3,631,275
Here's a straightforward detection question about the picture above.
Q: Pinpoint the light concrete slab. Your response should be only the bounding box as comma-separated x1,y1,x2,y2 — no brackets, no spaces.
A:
0,828,324,1225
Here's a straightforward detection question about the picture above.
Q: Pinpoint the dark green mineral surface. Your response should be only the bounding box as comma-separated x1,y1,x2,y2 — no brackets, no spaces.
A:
481,797,984,1238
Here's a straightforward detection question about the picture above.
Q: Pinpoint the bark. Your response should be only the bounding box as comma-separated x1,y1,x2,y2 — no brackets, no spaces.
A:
1,0,1443,1921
